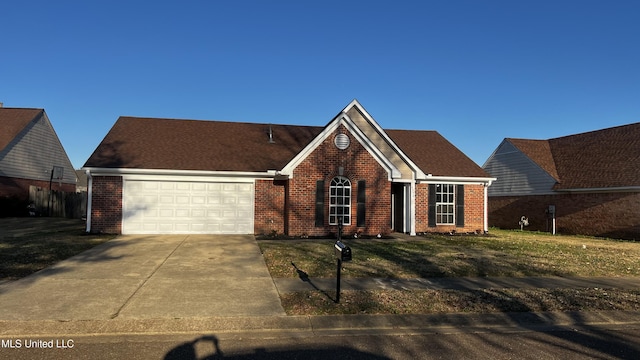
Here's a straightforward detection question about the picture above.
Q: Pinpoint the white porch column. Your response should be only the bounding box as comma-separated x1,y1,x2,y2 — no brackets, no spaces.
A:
483,182,489,233
85,170,92,233
410,179,416,236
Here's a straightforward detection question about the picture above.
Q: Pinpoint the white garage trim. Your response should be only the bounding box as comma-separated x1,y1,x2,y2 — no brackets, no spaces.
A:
84,167,277,179
122,178,255,234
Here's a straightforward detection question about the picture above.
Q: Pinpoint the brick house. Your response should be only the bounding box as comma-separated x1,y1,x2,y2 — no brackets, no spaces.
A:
483,122,640,240
84,100,494,236
0,106,77,215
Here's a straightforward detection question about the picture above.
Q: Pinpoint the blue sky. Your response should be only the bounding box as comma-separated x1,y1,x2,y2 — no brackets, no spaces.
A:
2,1,639,169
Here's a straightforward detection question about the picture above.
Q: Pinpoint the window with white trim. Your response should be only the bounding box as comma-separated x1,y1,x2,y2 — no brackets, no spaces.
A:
435,184,455,225
329,176,351,225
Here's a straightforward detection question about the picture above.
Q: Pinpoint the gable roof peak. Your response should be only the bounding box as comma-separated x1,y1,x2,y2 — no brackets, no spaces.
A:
341,99,364,112
0,107,46,152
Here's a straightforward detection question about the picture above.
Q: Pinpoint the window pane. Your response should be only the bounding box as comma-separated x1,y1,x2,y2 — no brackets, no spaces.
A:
328,176,351,225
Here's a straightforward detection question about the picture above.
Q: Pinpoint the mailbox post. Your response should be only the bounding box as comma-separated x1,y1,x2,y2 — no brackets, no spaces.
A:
334,240,352,303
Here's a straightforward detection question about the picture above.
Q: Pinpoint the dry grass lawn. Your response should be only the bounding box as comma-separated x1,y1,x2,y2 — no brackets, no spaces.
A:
259,229,640,315
0,218,115,282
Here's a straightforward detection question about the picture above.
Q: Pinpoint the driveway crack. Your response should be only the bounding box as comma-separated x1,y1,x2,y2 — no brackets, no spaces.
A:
110,235,190,319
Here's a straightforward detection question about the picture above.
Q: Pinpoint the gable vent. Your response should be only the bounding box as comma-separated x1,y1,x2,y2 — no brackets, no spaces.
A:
334,133,350,150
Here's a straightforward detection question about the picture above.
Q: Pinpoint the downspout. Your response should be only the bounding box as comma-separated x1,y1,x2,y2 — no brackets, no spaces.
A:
85,170,92,233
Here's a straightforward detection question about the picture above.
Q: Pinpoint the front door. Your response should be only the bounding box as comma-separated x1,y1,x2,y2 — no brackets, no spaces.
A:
392,183,407,233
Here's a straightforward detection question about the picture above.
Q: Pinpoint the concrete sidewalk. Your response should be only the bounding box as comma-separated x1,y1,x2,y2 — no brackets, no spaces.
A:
273,275,640,293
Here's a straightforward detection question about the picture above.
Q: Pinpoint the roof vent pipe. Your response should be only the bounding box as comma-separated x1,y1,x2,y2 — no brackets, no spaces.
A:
268,124,275,143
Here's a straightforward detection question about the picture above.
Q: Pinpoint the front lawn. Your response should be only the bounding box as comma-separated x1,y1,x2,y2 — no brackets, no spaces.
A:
259,229,640,315
0,218,115,282
259,229,640,279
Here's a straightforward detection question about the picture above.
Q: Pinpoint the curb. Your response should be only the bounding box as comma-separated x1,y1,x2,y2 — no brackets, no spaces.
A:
2,311,640,337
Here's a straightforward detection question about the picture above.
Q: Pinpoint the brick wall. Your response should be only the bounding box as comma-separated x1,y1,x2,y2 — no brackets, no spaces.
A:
415,183,428,231
489,192,640,240
254,179,286,235
286,126,392,237
90,176,123,233
464,184,486,232
415,183,486,234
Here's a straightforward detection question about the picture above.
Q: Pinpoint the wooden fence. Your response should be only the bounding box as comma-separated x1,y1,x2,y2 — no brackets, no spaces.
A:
28,186,87,219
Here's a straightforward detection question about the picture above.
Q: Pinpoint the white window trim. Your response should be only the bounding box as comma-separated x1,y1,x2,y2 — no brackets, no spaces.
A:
329,176,351,225
436,183,456,225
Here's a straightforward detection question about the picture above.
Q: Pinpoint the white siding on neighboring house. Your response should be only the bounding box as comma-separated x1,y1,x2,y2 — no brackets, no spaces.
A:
483,140,557,196
0,112,76,185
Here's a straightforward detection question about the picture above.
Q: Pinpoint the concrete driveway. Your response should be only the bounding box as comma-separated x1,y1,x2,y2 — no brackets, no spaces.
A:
0,235,285,321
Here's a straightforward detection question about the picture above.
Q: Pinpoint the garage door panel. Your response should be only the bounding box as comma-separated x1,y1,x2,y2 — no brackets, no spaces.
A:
191,209,205,217
159,209,174,218
159,195,174,205
145,182,160,190
123,180,254,234
158,223,173,232
176,209,190,218
192,196,206,205
176,196,190,204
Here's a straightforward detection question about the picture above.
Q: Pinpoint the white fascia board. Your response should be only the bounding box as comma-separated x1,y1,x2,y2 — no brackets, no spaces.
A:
278,119,340,177
279,114,401,180
344,100,426,179
83,167,276,181
421,175,497,186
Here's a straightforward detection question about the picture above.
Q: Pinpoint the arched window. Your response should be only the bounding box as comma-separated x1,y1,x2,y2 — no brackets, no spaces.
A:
329,176,351,225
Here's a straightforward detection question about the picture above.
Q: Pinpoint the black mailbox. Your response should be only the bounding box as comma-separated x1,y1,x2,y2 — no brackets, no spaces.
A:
334,241,352,262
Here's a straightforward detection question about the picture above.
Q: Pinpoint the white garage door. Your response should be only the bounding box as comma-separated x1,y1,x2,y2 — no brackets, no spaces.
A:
122,180,254,234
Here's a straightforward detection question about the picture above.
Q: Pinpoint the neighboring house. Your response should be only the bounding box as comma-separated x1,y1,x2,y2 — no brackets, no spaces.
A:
483,122,640,240
75,169,88,192
0,106,77,215
83,100,495,236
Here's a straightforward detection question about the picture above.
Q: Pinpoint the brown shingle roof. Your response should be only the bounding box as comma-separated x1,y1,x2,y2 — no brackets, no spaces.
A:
509,122,640,190
84,117,324,171
85,116,490,178
386,129,490,178
507,138,560,181
549,123,640,189
0,108,43,151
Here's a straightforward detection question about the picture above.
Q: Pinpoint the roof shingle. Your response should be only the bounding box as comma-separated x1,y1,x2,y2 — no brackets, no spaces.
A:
386,129,490,178
508,122,640,189
85,117,323,172
85,116,489,178
507,138,559,181
0,108,43,152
